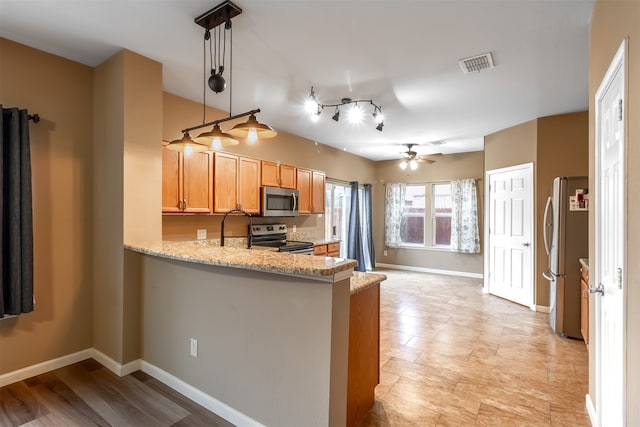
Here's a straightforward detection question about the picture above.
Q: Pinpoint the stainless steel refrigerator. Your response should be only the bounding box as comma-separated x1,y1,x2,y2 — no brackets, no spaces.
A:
542,176,589,339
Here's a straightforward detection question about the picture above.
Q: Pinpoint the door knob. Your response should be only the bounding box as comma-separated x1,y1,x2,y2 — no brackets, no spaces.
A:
589,283,605,295
522,242,531,247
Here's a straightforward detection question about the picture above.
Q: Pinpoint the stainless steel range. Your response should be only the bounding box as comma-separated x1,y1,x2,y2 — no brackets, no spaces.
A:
250,224,314,255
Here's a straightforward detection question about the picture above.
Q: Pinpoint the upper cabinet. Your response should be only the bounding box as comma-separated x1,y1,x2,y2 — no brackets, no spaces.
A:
162,147,212,213
297,168,325,214
261,161,297,189
297,168,312,214
213,152,261,214
312,171,326,214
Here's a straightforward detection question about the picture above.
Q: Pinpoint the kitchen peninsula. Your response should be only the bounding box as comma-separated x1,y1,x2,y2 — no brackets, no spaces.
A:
125,241,358,426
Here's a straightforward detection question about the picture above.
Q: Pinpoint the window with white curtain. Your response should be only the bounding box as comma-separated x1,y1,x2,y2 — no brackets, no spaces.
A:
385,180,479,253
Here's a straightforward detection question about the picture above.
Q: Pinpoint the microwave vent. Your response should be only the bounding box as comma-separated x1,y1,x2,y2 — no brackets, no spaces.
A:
459,52,495,74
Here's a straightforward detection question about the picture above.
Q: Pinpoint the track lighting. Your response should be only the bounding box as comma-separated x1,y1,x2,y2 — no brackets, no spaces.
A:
304,86,384,131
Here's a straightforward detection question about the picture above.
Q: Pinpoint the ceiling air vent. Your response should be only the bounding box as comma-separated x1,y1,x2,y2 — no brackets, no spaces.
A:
459,52,495,74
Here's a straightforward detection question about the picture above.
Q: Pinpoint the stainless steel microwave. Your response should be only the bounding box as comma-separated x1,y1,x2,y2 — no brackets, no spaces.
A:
261,186,299,217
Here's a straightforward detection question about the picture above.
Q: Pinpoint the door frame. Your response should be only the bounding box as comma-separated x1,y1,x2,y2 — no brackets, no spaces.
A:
483,162,535,309
591,37,627,427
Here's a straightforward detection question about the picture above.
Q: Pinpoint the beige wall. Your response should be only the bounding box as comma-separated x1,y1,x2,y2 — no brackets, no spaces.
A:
141,254,350,425
589,0,640,419
0,39,94,374
484,119,537,172
373,152,485,275
93,49,162,364
485,113,588,307
162,92,377,242
535,112,588,306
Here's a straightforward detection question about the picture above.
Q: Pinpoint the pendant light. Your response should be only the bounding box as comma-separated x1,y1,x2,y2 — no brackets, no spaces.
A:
194,123,239,148
173,1,276,151
228,113,277,143
165,132,208,155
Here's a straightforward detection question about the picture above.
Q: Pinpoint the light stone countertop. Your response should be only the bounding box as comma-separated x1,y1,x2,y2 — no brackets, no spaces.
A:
579,258,589,271
125,240,358,278
350,271,386,295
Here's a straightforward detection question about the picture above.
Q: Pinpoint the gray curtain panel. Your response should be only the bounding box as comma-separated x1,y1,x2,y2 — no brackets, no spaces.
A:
362,184,375,270
1,106,34,318
347,181,365,272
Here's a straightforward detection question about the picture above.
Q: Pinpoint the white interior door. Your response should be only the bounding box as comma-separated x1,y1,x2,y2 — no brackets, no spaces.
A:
595,39,626,427
485,163,534,307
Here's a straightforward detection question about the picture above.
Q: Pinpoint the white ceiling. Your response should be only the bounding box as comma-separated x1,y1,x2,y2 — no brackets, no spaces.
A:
0,0,594,161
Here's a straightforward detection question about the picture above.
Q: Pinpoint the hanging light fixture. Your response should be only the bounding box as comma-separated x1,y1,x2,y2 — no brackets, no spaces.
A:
228,113,277,143
170,1,276,153
165,132,208,155
303,86,384,131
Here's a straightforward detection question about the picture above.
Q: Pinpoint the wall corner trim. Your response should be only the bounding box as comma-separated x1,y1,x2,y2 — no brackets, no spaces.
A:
586,393,597,426
91,349,141,376
534,305,551,314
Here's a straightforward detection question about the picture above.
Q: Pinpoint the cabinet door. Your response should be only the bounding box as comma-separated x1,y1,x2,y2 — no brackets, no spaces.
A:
312,171,326,214
183,151,212,213
213,152,239,213
297,168,312,214
162,147,182,213
261,160,279,187
239,157,261,214
279,164,297,189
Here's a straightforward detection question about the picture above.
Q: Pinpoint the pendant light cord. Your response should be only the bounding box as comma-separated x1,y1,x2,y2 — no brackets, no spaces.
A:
203,30,207,124
229,22,233,117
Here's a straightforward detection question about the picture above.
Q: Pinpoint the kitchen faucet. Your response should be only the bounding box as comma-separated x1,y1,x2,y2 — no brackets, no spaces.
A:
220,208,253,248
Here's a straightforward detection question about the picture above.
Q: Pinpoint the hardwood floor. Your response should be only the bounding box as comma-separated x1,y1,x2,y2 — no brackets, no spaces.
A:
0,269,589,426
360,268,590,426
0,358,233,427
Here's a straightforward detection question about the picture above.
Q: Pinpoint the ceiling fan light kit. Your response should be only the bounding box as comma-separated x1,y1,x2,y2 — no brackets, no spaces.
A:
398,143,442,170
169,1,277,154
304,86,384,131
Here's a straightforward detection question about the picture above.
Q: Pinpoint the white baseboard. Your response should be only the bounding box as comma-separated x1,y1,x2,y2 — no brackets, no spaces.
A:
586,393,597,426
0,348,93,387
375,263,483,279
141,361,264,427
92,349,142,376
534,305,551,314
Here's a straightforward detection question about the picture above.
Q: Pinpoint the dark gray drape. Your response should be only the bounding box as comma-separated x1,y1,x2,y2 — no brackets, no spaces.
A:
362,183,375,270
1,106,34,318
347,181,365,272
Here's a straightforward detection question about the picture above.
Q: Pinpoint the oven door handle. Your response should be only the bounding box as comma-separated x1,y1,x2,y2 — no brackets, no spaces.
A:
292,193,297,212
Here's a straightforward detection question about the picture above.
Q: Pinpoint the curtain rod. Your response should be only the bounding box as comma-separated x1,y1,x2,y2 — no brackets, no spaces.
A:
28,114,40,123
387,177,482,185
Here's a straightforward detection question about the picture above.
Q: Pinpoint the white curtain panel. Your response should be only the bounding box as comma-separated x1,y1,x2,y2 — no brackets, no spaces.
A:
450,179,480,253
384,183,406,246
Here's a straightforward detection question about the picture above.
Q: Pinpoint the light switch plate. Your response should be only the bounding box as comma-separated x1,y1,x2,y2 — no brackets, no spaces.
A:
197,229,207,240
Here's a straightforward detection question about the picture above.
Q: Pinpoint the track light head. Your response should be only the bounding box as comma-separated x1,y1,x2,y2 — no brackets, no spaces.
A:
332,108,340,122
376,121,384,132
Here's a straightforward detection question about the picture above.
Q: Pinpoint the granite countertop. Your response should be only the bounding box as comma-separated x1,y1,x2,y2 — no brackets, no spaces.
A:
350,271,386,295
125,240,357,278
310,238,342,246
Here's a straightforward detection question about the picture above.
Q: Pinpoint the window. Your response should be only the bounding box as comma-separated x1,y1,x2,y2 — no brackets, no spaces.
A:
393,182,452,248
401,185,425,244
432,183,452,246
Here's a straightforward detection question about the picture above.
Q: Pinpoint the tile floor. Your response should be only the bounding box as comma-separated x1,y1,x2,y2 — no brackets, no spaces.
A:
359,268,590,426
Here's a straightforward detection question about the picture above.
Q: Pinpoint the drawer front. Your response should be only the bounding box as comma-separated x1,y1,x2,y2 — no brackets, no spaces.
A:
328,242,341,253
314,245,327,255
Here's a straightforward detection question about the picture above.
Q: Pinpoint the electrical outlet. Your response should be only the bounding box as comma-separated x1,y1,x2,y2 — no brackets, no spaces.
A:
190,338,198,358
383,250,388,256
292,225,297,233
197,229,207,240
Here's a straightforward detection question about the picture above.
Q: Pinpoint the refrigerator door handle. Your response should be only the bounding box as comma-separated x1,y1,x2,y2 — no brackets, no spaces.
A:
542,268,555,281
543,196,553,256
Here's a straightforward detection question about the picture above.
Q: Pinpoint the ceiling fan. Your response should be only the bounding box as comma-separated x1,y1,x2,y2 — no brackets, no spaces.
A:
399,144,442,170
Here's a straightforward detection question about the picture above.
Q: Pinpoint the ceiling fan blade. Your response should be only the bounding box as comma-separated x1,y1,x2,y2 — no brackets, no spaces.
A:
417,158,436,164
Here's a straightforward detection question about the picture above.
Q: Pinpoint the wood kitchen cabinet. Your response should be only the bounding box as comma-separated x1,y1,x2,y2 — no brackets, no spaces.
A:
261,161,296,189
162,147,212,213
297,168,325,214
312,170,326,214
314,242,341,257
581,262,589,348
297,168,312,214
213,152,261,214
